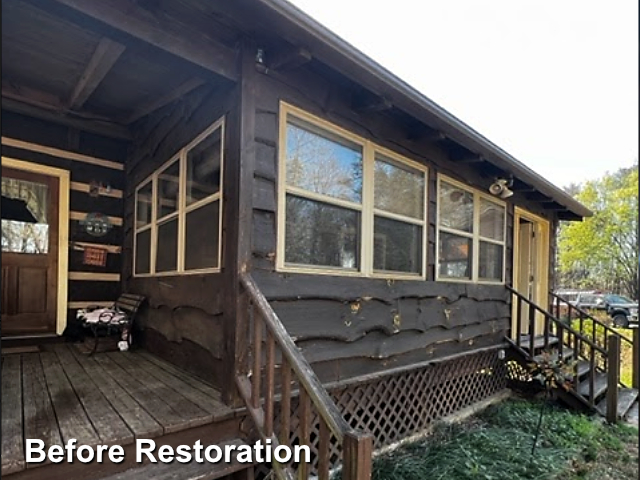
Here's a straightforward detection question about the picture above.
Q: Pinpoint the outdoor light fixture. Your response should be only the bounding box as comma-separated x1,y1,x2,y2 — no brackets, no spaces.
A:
489,177,514,199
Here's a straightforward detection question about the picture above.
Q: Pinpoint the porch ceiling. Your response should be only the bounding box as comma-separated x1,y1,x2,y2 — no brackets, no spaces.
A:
1,0,237,139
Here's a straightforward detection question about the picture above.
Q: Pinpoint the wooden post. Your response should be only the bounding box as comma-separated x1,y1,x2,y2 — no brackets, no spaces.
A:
606,335,621,423
342,432,373,480
633,328,639,389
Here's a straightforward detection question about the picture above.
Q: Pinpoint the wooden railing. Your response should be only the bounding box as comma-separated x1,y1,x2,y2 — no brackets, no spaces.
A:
236,272,373,480
549,291,634,389
507,287,620,417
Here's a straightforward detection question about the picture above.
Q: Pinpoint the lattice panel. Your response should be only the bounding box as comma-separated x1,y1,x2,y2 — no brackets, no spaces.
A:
257,349,507,478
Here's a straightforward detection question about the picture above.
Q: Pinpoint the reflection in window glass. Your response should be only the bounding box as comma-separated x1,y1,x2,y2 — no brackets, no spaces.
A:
286,120,363,203
374,155,424,219
136,182,152,228
373,216,422,273
1,177,49,254
186,127,221,205
285,195,360,269
439,181,474,233
157,161,180,219
135,229,151,274
185,201,220,270
479,241,503,281
479,199,505,241
156,219,178,272
438,232,472,279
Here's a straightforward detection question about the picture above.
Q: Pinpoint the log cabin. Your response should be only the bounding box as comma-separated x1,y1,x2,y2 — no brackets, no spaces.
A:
2,1,638,479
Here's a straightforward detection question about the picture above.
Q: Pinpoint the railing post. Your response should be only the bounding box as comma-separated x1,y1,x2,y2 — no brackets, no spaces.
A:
633,328,639,389
606,334,621,423
342,432,373,480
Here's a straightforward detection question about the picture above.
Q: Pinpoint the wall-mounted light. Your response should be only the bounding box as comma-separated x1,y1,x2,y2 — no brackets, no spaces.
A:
489,177,514,199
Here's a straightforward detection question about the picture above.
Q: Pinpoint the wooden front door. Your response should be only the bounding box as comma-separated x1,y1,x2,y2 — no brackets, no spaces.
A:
1,167,59,336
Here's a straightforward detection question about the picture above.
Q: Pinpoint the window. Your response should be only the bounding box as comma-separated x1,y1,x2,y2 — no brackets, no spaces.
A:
437,176,506,283
278,103,427,278
134,117,224,276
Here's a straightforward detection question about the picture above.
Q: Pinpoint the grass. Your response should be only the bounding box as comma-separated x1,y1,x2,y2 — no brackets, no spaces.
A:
366,398,638,480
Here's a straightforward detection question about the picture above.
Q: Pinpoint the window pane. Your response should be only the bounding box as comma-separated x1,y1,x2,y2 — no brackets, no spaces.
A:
479,241,503,281
374,155,424,219
374,216,422,274
156,219,178,272
157,160,180,219
285,194,360,269
439,181,473,233
286,119,363,203
479,199,505,241
136,182,152,228
135,229,151,274
438,232,472,279
186,127,221,205
1,177,50,254
185,201,220,270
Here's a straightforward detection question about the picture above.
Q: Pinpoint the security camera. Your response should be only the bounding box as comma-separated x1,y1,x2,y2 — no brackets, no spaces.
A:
489,178,514,199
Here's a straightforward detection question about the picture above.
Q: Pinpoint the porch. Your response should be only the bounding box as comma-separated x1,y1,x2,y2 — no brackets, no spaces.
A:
1,344,244,479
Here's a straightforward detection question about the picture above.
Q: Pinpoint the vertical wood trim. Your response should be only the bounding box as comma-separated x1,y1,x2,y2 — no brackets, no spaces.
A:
633,328,640,390
1,157,70,335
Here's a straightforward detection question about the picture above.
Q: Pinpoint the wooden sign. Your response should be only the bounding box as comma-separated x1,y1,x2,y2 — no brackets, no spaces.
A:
83,246,108,267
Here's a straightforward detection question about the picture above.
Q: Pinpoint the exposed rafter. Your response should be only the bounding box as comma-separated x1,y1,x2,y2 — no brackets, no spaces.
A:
268,46,312,72
123,77,206,124
52,0,238,81
352,92,392,113
68,37,125,109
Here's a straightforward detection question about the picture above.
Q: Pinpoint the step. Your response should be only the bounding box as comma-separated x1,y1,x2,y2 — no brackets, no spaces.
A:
519,335,559,351
596,388,640,418
573,360,591,380
533,348,574,364
97,439,253,480
578,372,608,400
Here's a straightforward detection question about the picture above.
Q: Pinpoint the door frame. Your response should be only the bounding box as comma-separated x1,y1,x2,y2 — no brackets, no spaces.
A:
2,157,70,335
512,207,551,336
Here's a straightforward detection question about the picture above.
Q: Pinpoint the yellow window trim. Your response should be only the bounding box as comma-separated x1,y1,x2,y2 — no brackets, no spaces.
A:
133,116,225,277
277,101,428,280
435,174,507,284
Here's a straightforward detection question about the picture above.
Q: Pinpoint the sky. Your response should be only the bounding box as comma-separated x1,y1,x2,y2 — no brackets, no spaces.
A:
287,0,639,189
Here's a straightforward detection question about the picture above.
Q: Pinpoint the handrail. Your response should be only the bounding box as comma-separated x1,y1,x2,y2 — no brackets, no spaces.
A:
508,286,603,355
237,272,373,480
240,272,355,441
549,291,632,345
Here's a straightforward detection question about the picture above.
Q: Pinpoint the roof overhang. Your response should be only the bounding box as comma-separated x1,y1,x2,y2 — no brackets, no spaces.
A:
256,0,593,221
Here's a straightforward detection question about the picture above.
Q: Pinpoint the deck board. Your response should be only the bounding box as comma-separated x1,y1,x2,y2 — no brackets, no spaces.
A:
40,351,101,446
1,355,24,475
67,345,164,439
1,345,230,476
106,352,213,428
21,353,63,466
53,346,134,445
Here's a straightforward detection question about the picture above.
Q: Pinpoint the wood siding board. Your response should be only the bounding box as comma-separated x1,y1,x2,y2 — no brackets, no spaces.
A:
69,190,123,217
68,249,121,273
68,280,120,302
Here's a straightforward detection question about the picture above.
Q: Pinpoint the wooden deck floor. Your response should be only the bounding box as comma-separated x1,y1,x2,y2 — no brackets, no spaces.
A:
1,344,235,476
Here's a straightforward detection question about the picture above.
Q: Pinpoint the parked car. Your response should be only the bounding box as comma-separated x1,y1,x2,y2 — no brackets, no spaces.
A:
555,290,638,328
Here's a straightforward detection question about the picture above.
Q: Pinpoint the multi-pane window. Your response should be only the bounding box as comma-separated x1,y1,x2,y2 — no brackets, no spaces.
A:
437,176,506,283
278,103,427,278
134,117,224,276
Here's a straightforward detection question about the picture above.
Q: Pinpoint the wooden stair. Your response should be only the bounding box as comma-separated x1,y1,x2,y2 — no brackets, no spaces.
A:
508,287,639,422
94,439,254,480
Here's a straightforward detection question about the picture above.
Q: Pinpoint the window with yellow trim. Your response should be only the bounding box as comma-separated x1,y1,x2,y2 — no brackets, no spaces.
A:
437,176,506,283
134,117,224,276
278,104,427,278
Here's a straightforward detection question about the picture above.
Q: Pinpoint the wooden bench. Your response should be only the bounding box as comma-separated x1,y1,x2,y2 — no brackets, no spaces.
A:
79,293,146,355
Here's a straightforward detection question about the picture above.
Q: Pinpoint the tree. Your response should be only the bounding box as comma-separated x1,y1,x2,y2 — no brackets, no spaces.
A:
557,164,638,298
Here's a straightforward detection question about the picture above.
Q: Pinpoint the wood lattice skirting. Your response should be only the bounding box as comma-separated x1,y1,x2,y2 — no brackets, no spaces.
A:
257,348,508,478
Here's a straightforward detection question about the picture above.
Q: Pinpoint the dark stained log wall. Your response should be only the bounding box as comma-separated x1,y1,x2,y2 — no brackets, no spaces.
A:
1,110,128,327
122,82,238,387
246,63,557,383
